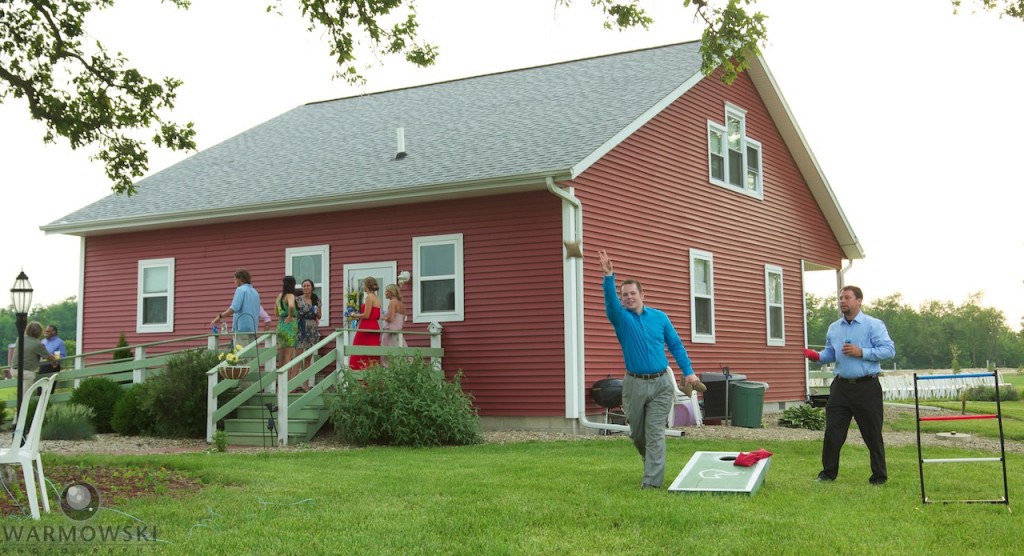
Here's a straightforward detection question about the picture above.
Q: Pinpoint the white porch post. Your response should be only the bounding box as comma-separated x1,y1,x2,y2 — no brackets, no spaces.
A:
428,322,443,377
133,345,146,384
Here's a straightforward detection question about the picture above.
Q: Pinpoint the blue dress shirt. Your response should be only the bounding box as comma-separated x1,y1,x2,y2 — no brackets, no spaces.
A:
230,283,262,333
42,336,67,358
603,274,694,376
818,311,896,379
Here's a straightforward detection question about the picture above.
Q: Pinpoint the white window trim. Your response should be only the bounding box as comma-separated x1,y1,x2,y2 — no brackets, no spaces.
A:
745,138,763,197
286,244,330,328
707,103,763,199
765,264,785,347
412,233,464,323
136,258,174,334
707,121,726,183
689,249,715,344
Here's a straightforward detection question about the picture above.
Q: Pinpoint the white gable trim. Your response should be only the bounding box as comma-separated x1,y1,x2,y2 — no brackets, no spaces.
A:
746,57,864,259
570,70,705,179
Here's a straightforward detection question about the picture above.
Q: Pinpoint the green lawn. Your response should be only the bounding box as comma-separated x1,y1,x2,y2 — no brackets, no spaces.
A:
3,437,1019,554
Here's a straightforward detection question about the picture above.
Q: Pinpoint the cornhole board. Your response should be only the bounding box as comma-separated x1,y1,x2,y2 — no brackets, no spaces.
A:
668,451,771,495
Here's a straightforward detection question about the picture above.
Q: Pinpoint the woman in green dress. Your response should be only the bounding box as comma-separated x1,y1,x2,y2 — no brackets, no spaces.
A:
276,275,298,385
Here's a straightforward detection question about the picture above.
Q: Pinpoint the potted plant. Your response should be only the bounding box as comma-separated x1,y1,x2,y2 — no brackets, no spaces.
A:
218,344,250,380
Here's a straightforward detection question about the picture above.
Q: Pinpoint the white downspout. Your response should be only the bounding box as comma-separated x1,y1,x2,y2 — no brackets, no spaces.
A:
546,177,630,434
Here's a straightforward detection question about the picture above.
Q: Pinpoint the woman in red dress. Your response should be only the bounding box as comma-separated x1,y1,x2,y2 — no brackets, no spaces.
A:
348,276,382,370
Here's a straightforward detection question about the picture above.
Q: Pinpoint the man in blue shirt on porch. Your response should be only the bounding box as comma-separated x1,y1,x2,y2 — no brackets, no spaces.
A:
211,268,262,346
599,250,699,489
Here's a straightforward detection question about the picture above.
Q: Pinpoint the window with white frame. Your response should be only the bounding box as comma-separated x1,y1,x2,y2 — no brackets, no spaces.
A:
412,233,464,323
286,245,330,327
708,103,762,197
765,264,784,346
137,258,174,333
689,249,715,343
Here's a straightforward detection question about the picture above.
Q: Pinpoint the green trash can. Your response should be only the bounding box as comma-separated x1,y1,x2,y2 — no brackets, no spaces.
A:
729,381,768,428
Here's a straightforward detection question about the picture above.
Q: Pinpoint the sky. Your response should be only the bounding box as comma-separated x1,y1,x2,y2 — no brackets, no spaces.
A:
2,0,1023,329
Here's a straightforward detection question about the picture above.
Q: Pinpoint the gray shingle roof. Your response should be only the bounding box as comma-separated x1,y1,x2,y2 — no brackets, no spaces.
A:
45,42,704,233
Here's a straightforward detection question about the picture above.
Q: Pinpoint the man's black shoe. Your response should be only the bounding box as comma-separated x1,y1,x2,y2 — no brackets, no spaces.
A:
816,473,834,482
869,478,887,486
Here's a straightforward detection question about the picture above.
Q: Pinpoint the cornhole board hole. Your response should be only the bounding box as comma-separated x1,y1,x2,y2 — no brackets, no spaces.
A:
668,451,771,495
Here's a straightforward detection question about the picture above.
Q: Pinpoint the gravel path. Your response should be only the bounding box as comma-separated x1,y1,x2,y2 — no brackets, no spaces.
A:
37,405,1022,455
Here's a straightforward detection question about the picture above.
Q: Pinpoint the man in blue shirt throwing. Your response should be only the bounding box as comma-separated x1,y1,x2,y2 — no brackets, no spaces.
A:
804,285,895,485
599,250,699,489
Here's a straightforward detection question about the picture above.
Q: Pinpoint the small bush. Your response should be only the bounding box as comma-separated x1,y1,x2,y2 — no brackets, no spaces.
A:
213,429,229,452
0,404,7,428
329,357,483,447
70,377,124,433
41,403,96,441
963,385,1020,402
111,382,157,436
113,333,132,361
142,349,219,438
777,405,826,430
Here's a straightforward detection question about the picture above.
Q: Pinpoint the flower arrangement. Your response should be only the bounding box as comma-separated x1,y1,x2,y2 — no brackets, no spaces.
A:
218,344,245,365
344,289,362,327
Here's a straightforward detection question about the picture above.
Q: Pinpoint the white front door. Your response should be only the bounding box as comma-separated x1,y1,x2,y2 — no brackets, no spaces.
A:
343,262,396,315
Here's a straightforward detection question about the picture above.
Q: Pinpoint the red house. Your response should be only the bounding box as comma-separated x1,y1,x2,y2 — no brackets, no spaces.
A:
45,42,863,432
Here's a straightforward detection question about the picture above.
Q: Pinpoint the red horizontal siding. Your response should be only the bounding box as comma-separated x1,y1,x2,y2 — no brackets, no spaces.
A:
81,191,568,417
576,70,844,405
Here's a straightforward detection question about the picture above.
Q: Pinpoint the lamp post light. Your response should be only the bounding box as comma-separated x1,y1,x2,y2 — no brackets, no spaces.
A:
10,271,34,421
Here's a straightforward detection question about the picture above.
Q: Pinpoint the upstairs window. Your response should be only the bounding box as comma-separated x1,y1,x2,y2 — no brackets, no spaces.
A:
137,258,174,333
708,103,762,198
765,265,784,346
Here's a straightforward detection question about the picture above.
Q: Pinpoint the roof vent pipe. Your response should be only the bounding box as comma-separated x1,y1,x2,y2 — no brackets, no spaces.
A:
395,127,407,160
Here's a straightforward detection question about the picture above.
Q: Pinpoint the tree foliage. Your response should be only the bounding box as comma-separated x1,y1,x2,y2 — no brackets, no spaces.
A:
806,292,1024,371
0,0,196,196
2,0,1021,195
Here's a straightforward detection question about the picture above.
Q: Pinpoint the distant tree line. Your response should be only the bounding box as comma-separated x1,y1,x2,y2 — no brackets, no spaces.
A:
1,297,77,367
806,292,1024,370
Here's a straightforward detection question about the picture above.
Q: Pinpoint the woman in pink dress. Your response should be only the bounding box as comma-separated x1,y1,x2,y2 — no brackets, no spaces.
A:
347,276,381,370
380,283,408,366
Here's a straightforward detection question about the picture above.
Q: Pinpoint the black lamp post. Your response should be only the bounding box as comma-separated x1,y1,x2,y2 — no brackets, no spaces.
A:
11,270,33,421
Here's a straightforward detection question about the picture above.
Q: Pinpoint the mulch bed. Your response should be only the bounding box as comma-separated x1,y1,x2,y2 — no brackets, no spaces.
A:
0,464,203,519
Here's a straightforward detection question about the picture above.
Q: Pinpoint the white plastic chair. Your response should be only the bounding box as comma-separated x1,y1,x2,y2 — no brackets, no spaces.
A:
1,374,57,519
667,367,703,427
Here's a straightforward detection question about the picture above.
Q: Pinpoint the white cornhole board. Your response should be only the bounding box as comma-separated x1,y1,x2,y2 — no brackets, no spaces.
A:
668,451,771,495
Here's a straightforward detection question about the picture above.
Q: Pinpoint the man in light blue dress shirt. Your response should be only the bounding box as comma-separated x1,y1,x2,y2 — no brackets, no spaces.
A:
805,285,895,485
211,268,262,346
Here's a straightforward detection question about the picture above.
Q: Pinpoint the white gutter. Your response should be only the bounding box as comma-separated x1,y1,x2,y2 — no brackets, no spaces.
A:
544,178,634,435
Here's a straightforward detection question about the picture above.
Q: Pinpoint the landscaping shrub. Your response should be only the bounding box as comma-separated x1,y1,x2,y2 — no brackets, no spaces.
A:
963,385,1020,402
41,403,96,441
70,377,123,433
112,333,132,361
329,357,483,447
0,405,7,428
142,349,219,438
777,405,826,430
111,382,157,436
